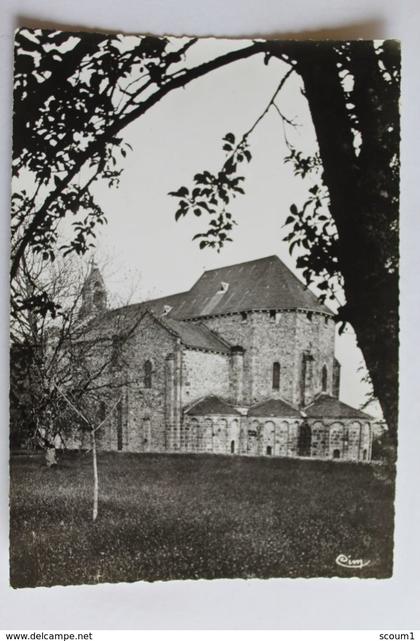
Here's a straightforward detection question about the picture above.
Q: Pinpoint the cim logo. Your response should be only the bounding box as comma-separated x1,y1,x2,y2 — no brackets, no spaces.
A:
335,553,371,569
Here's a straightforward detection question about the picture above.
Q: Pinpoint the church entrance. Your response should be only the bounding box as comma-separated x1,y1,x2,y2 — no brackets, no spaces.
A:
297,421,311,457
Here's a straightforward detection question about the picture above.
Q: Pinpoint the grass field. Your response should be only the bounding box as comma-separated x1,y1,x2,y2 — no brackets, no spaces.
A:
9,452,395,587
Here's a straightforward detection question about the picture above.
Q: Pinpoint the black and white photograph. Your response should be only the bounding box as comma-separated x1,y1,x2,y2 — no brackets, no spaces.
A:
9,28,400,590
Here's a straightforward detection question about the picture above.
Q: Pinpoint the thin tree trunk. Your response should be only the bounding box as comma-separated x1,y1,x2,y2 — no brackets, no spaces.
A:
92,428,99,522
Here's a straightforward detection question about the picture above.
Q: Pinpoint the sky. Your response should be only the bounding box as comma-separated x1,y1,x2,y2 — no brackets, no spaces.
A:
54,37,382,416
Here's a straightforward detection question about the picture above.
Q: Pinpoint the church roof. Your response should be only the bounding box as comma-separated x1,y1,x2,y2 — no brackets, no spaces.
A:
82,255,332,342
171,255,332,318
160,318,231,354
185,396,241,416
304,394,372,419
80,307,230,354
99,255,331,324
248,398,301,417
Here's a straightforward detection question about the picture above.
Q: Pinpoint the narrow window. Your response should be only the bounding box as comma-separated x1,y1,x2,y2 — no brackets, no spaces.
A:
269,309,276,322
266,446,272,456
298,422,312,457
363,449,368,461
272,362,280,390
322,365,328,392
241,311,248,323
230,440,235,454
333,449,340,459
144,360,152,388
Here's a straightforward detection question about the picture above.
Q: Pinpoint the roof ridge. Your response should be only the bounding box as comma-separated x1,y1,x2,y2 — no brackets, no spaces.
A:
104,290,189,318
304,394,374,419
249,395,299,411
201,254,278,274
142,308,181,339
185,395,241,416
271,255,333,313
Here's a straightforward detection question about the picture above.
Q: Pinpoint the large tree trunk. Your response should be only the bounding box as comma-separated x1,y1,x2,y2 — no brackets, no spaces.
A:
288,42,399,443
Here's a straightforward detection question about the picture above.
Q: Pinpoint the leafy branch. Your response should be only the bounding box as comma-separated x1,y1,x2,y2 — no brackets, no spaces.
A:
169,66,296,249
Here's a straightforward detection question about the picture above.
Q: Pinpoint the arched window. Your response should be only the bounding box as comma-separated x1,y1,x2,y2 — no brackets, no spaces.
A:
272,362,280,390
322,365,328,392
333,448,341,459
298,422,312,457
142,417,151,451
144,360,152,388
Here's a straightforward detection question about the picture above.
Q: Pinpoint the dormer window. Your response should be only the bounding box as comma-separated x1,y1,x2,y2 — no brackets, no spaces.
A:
162,305,172,317
218,281,229,294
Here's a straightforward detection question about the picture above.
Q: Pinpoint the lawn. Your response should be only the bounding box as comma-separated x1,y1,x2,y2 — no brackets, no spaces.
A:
9,451,395,587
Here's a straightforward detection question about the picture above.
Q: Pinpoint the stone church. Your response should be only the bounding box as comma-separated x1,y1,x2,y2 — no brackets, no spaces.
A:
74,255,373,462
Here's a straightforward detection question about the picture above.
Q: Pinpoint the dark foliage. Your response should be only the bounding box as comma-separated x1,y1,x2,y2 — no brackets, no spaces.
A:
12,33,400,442
170,41,400,441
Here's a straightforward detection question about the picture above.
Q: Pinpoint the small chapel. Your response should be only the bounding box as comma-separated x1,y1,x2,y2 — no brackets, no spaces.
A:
73,255,374,462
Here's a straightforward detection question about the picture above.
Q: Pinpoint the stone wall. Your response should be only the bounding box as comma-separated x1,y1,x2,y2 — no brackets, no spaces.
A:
182,414,244,455
204,310,335,407
182,413,372,461
204,311,299,404
203,313,256,403
294,313,336,405
72,312,179,453
121,313,180,452
181,349,230,406
244,417,301,457
308,418,372,461
65,306,369,462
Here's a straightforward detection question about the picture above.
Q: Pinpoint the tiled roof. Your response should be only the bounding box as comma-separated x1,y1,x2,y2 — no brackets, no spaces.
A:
79,292,187,341
248,398,301,417
98,255,331,324
304,394,372,419
185,396,241,416
172,255,332,318
81,307,230,354
81,255,332,341
161,318,230,354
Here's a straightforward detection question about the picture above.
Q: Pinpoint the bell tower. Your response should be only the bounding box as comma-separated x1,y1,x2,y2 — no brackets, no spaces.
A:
79,260,108,319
